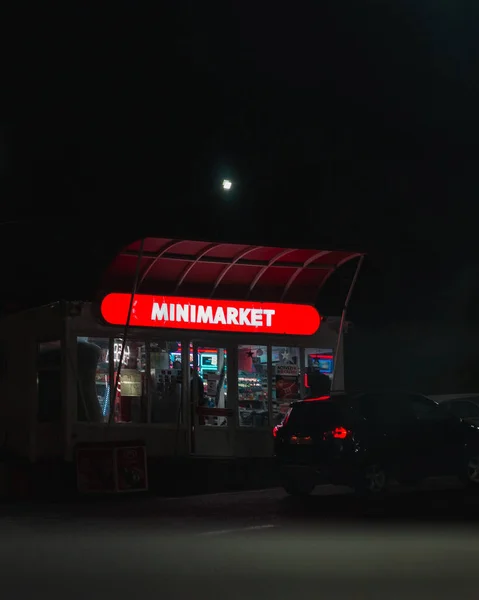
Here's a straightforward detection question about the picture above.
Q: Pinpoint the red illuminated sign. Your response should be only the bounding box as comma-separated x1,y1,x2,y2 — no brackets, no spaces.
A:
100,293,321,336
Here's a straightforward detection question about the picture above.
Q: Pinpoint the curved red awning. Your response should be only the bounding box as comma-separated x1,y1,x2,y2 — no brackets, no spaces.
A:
100,237,364,305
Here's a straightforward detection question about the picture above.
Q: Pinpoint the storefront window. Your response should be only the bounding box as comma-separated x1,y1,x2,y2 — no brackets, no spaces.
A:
112,338,147,423
272,346,301,425
238,345,269,427
304,348,334,396
149,341,183,424
77,337,109,423
194,345,229,427
76,337,148,423
37,341,62,422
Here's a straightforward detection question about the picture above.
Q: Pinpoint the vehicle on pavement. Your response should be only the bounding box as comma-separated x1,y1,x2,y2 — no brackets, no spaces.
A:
440,397,479,428
273,391,479,496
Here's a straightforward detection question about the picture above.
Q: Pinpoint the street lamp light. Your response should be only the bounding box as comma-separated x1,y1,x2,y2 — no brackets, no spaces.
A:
222,179,232,191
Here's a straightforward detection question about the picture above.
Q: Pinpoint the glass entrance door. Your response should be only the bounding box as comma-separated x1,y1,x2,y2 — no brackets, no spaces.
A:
191,343,234,456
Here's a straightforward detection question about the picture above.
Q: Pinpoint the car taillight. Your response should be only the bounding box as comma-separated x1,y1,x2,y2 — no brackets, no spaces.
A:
273,425,279,438
304,395,330,402
289,435,312,445
323,426,350,440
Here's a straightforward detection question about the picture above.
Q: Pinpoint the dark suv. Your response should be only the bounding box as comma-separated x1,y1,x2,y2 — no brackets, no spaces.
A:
440,398,479,428
273,392,479,496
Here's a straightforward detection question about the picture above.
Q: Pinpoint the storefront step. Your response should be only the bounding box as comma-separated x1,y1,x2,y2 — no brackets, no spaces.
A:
147,457,280,496
0,456,280,501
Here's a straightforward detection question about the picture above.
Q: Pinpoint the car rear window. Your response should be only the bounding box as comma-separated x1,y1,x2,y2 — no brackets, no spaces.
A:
357,393,414,423
287,401,343,429
446,401,479,419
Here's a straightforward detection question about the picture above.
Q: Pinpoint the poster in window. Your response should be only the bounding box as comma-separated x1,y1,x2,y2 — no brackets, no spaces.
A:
275,374,300,401
206,373,219,397
76,447,116,493
115,446,148,492
120,369,142,397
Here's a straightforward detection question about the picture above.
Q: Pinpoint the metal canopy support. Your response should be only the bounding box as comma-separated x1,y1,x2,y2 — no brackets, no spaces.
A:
280,251,332,302
122,249,336,270
112,240,364,305
315,253,364,296
138,240,183,289
108,238,145,424
209,246,263,298
246,248,295,297
173,243,224,293
330,255,365,391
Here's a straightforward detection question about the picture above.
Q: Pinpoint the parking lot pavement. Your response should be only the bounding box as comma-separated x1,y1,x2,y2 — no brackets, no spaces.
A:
2,483,479,600
0,476,475,535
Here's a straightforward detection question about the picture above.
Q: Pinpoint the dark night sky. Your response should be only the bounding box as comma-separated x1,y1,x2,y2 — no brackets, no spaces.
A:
2,2,479,336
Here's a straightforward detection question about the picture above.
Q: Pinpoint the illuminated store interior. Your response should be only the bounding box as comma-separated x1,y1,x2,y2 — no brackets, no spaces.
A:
76,337,336,428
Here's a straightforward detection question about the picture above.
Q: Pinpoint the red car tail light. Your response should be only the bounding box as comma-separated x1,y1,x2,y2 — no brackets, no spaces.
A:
289,435,313,445
323,426,350,440
303,395,330,402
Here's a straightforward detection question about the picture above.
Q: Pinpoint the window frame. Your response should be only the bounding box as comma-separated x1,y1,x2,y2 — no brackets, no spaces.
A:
71,336,312,432
270,345,303,426
236,343,270,429
74,335,189,427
